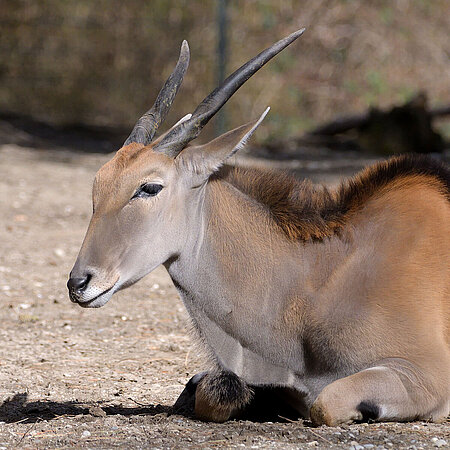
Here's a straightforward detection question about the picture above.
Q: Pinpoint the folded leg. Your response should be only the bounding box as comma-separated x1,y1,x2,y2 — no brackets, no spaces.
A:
310,358,449,426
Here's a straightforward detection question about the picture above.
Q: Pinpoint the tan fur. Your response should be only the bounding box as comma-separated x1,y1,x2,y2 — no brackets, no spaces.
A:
216,155,449,242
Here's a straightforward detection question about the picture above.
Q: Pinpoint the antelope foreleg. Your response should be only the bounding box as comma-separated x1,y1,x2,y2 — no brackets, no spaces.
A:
193,370,253,422
173,370,253,422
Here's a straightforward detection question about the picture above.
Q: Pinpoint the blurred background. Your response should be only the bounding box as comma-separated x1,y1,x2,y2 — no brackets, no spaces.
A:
0,0,449,154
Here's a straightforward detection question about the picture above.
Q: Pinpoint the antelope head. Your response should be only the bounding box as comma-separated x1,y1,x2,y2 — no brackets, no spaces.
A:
68,29,305,308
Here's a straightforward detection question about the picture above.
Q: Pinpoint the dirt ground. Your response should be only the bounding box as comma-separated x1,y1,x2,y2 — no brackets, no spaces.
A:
0,144,448,449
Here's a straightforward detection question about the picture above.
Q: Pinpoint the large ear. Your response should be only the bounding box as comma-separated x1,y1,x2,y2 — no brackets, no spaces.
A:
176,107,270,182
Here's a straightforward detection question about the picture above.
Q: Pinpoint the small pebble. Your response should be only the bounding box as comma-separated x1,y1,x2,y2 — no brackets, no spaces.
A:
307,441,318,447
81,430,91,438
431,438,447,448
349,442,364,450
54,248,65,258
89,406,106,417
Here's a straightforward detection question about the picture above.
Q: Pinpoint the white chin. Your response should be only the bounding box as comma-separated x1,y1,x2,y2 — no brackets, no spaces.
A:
78,288,116,308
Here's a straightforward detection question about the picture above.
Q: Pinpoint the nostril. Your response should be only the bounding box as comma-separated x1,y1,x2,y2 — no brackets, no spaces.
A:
67,274,91,293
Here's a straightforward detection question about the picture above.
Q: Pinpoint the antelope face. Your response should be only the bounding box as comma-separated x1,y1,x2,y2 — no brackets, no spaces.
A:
68,145,197,308
67,29,304,307
68,107,269,308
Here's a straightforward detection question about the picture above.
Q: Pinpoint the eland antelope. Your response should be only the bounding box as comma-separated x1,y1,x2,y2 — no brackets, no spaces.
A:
68,29,450,426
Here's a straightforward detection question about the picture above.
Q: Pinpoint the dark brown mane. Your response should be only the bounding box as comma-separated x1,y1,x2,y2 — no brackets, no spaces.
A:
216,154,450,241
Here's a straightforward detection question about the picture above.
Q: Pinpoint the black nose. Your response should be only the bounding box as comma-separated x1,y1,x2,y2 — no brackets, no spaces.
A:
67,275,90,294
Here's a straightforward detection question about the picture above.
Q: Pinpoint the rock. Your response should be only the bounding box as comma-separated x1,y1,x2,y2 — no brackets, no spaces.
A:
349,442,365,450
54,248,65,258
81,430,91,438
89,406,106,417
18,313,39,322
431,438,447,448
74,414,95,423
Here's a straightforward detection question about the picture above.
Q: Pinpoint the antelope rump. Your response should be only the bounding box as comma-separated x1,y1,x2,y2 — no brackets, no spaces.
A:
68,29,450,426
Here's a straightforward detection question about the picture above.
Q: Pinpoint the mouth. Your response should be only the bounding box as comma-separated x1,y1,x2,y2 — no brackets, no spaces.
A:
74,281,119,308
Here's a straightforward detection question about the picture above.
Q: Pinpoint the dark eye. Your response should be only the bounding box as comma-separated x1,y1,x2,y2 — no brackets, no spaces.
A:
132,183,163,200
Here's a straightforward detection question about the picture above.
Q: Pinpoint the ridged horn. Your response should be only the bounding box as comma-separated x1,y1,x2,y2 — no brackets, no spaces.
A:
123,40,190,147
154,28,305,157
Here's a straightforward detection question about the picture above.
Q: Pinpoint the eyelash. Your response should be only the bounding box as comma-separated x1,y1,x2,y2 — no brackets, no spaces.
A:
131,183,163,200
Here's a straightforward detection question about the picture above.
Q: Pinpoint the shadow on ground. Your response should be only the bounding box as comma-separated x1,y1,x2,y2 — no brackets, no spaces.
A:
1,389,303,425
0,392,171,424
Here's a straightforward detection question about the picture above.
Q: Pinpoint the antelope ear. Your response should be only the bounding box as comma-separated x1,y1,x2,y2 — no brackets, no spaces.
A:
176,107,270,181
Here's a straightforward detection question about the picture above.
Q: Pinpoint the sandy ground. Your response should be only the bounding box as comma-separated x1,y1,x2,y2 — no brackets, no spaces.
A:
0,144,448,449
